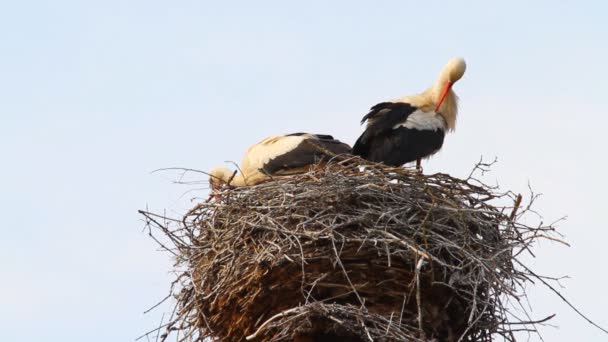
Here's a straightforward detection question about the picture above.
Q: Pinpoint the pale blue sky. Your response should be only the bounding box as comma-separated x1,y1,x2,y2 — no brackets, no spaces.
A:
1,1,607,341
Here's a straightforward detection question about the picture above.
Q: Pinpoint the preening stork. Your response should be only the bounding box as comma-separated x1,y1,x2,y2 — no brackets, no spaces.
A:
209,133,351,190
352,58,466,169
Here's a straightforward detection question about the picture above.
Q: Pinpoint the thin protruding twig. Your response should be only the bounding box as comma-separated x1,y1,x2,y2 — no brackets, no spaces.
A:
517,260,608,335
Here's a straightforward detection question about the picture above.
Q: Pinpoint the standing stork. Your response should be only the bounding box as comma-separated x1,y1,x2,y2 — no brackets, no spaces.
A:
352,58,466,170
209,133,351,190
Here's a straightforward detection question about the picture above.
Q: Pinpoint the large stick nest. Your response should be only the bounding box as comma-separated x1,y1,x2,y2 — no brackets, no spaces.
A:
141,157,559,342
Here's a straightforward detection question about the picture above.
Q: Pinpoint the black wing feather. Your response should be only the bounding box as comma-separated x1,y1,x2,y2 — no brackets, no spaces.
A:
263,135,352,174
359,127,444,166
353,102,417,157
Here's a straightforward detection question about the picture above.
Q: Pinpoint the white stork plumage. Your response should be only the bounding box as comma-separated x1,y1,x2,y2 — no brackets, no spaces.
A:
352,58,466,169
209,133,351,189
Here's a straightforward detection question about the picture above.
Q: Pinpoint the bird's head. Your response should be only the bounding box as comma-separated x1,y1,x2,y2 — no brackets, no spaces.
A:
433,58,466,112
431,57,466,131
208,166,234,191
393,58,466,131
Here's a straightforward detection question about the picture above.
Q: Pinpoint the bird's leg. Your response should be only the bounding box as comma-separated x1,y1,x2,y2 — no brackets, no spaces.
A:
416,158,423,173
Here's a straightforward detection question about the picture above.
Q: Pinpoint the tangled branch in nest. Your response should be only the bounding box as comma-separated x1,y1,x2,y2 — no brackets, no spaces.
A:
140,157,564,342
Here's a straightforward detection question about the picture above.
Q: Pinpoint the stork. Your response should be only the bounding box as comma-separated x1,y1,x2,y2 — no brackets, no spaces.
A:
352,58,466,170
209,133,351,190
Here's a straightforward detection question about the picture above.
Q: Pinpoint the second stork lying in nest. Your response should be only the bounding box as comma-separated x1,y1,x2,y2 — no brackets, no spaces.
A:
353,58,467,170
209,133,351,189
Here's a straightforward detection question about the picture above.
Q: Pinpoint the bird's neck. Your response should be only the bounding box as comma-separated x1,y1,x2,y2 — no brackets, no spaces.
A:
395,88,458,132
433,88,458,132
225,170,271,187
431,74,459,131
217,170,248,187
230,173,249,186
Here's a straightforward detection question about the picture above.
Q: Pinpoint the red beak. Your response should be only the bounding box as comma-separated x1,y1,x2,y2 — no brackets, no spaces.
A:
435,81,453,113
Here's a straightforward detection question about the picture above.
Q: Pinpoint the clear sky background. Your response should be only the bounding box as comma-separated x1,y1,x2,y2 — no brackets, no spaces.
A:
1,1,607,341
